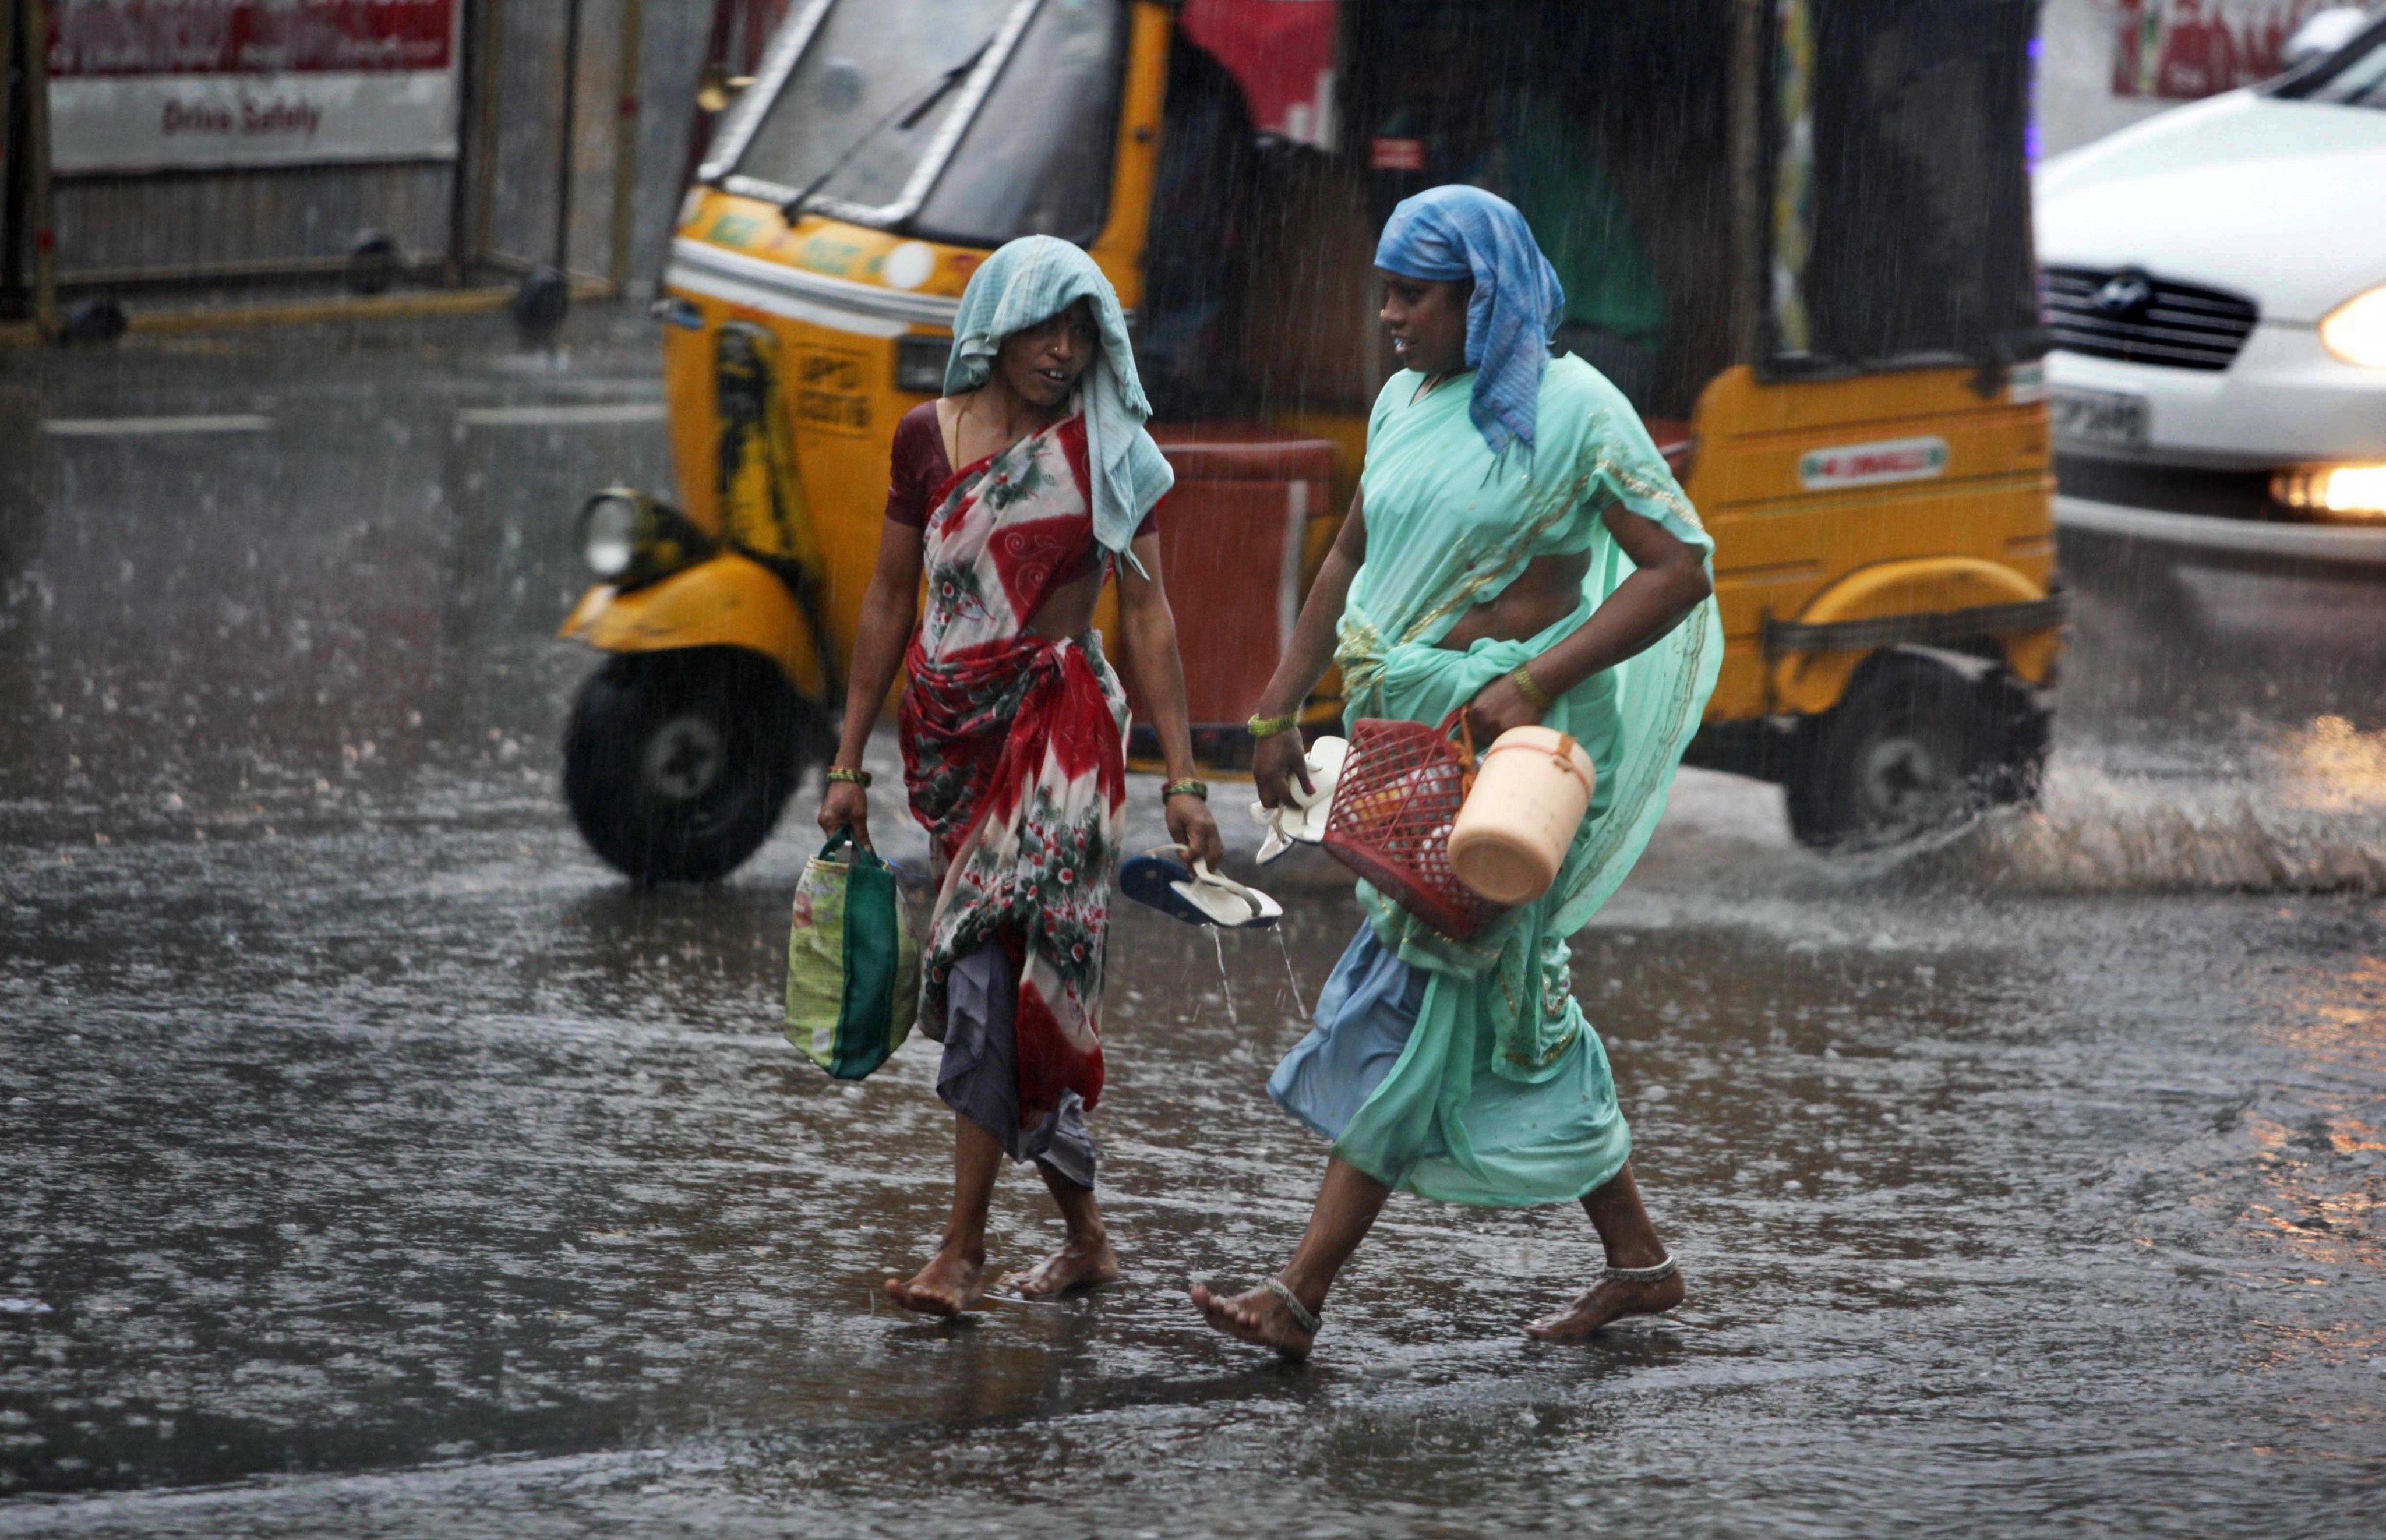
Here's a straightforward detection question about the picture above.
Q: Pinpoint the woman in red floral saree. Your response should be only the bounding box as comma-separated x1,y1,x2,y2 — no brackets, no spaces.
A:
817,237,1223,1316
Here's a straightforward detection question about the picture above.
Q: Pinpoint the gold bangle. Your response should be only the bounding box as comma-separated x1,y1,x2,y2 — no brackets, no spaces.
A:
1163,778,1209,801
1247,712,1297,739
825,766,873,788
1510,664,1554,711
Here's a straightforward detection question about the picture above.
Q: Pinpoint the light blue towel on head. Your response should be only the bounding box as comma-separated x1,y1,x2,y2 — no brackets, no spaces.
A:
942,235,1174,567
1374,185,1568,457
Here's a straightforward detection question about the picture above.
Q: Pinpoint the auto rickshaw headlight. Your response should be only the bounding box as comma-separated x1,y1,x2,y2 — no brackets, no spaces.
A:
2273,464,2386,521
896,333,953,395
2319,285,2386,369
579,492,641,580
576,488,714,588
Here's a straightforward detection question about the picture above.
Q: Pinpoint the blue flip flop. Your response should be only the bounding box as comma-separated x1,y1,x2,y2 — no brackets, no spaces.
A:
1119,847,1208,924
1119,846,1283,928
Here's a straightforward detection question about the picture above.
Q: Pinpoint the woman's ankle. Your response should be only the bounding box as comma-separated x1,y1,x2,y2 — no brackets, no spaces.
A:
1276,1265,1332,1315
1600,1237,1670,1272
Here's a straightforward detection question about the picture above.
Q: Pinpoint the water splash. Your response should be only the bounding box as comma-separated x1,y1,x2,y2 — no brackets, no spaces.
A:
1210,926,1242,1033
1905,716,2386,894
1273,928,1310,1020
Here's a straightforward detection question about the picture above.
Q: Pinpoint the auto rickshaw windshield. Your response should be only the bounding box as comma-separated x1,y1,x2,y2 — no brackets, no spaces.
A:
726,0,1128,248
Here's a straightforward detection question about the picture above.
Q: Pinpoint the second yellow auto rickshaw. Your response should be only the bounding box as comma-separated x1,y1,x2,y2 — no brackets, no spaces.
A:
558,0,2062,882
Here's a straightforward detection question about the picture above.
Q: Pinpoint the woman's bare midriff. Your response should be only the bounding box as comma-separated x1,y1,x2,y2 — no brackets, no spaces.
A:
1436,550,1591,649
937,395,1109,641
1026,567,1106,640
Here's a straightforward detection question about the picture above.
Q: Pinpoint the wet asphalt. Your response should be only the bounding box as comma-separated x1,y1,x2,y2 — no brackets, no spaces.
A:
2,312,2383,1537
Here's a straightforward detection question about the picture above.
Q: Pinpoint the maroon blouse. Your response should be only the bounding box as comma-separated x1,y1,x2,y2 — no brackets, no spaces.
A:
883,401,1158,541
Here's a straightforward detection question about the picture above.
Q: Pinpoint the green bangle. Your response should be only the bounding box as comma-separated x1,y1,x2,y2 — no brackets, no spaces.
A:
1163,778,1209,801
825,766,873,787
1247,712,1298,740
1510,664,1554,712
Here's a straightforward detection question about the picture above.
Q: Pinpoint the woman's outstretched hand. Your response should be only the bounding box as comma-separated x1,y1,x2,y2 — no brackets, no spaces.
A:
818,778,873,852
1251,730,1315,812
1464,673,1546,743
1167,793,1226,872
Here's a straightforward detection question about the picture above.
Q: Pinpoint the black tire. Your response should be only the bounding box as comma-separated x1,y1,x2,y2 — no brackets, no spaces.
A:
1786,655,2007,849
562,647,810,883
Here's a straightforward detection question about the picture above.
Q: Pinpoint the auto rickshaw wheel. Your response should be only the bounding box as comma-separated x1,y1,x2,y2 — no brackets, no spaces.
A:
562,646,809,884
1786,654,2009,849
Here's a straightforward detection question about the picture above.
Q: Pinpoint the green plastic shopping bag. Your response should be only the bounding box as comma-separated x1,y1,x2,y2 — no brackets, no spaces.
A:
784,828,920,1079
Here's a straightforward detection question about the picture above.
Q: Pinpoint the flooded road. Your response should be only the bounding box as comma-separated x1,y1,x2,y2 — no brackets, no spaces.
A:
4,317,2384,1537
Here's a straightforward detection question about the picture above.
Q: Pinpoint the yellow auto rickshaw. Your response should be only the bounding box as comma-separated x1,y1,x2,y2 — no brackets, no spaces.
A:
559,0,2062,882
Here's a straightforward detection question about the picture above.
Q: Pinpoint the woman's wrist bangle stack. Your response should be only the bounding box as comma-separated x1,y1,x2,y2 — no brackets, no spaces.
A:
825,766,873,788
1247,712,1297,739
1163,778,1209,801
1509,664,1555,711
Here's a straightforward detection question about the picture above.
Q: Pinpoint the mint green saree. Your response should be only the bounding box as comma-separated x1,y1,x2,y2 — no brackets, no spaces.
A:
1268,352,1721,1206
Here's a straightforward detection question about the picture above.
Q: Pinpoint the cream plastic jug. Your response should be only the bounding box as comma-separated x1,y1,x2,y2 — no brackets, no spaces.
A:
1446,726,1597,905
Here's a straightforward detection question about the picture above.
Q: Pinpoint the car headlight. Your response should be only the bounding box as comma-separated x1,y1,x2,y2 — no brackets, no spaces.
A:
2319,284,2386,369
576,488,712,587
2272,464,2386,521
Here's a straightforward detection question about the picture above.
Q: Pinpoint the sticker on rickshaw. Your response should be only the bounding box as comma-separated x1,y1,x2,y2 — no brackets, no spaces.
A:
1798,436,1950,490
796,234,866,276
705,213,765,249
795,348,873,436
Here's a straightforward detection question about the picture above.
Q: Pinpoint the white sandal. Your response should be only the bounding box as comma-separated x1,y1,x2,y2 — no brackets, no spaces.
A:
1120,845,1282,928
1171,859,1283,928
1250,737,1347,864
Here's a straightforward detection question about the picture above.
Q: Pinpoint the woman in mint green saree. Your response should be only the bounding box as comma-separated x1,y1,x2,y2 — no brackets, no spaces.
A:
1192,186,1721,1360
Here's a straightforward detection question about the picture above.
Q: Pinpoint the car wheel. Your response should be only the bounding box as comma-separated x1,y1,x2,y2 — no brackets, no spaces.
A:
562,647,809,883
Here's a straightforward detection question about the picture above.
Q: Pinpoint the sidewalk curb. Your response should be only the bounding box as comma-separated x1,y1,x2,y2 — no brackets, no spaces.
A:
0,279,618,351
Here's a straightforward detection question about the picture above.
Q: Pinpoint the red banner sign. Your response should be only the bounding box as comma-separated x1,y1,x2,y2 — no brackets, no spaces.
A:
45,1,461,174
2110,0,2336,100
48,1,454,77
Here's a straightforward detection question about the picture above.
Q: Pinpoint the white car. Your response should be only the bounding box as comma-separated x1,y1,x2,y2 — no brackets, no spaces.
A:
2035,15,2386,563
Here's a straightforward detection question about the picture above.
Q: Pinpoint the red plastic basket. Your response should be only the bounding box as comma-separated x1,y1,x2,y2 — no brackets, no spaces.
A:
1322,711,1503,940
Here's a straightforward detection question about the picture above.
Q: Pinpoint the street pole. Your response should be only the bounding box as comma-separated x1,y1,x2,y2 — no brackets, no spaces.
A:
469,0,504,271
608,0,645,296
1728,0,1766,370
20,0,52,340
1,0,20,317
555,0,584,274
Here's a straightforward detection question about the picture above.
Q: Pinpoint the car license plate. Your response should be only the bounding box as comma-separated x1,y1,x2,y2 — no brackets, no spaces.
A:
2050,387,2147,448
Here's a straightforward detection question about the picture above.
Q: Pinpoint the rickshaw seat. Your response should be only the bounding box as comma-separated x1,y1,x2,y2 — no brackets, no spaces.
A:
1639,416,1693,478
1120,423,1339,731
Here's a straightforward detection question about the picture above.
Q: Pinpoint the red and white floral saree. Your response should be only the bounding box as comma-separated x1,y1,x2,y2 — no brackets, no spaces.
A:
899,414,1128,1125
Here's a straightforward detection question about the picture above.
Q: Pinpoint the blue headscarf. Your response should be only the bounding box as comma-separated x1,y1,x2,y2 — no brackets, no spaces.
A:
1374,185,1568,457
943,235,1174,567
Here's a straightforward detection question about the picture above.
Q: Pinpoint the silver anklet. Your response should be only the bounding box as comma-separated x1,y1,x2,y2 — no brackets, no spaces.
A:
1602,1254,1678,1284
1261,1276,1321,1335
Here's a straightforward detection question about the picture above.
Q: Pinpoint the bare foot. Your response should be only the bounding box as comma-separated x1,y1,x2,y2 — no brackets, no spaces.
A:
885,1245,986,1317
1523,1268,1685,1341
1190,1282,1315,1362
1001,1235,1121,1299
